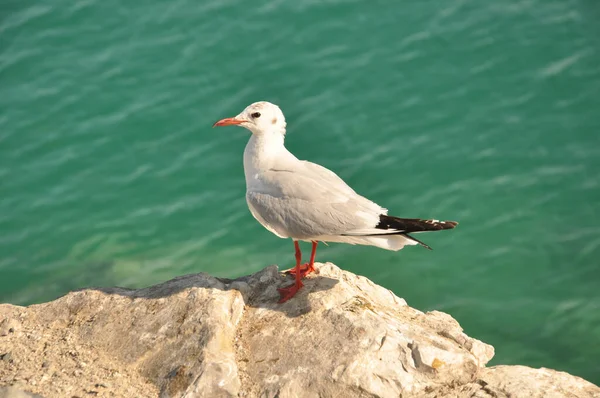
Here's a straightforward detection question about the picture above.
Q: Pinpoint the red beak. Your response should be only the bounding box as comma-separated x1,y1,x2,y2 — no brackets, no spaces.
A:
213,117,245,127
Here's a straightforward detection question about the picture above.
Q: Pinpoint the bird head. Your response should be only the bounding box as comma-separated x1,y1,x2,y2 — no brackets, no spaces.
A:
213,101,287,136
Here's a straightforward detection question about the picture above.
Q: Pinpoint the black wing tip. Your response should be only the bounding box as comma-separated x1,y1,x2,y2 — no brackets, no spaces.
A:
419,219,458,230
377,215,459,232
443,220,459,229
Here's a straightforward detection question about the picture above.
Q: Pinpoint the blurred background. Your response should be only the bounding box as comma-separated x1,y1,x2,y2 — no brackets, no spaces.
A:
1,0,599,385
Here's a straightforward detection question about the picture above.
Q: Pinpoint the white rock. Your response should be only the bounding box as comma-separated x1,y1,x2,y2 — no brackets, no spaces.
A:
0,263,597,398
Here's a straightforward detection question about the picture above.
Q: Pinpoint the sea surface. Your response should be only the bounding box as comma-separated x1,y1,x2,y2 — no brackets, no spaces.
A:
2,0,599,384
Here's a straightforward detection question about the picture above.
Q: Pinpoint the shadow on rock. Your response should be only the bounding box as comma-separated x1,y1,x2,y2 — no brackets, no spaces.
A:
90,265,339,318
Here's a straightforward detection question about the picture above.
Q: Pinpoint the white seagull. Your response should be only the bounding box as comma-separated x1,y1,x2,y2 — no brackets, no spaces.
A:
213,101,457,302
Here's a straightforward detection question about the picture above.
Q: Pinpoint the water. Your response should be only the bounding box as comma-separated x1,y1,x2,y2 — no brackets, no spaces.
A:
2,0,599,384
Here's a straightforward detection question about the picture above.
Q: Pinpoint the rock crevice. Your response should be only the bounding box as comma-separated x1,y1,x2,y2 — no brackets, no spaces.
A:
0,263,598,398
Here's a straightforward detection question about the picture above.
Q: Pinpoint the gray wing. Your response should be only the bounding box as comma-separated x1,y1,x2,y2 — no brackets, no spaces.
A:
246,161,386,239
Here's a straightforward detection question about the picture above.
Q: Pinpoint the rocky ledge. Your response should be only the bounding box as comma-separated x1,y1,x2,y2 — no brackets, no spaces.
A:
0,263,598,398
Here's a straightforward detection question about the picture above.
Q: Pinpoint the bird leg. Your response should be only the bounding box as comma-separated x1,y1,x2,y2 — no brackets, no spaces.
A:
278,241,304,303
286,241,318,278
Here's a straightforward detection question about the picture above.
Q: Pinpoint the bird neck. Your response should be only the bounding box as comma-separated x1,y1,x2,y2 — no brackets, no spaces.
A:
244,132,286,163
243,132,292,184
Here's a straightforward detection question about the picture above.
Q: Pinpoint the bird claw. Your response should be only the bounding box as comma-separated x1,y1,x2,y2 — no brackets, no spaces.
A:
277,280,304,303
285,263,316,278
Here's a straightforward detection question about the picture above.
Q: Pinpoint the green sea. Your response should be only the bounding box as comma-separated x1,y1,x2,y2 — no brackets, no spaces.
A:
2,0,599,385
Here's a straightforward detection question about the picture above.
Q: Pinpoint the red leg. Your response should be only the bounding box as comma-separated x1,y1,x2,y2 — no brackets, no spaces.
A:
306,241,318,274
278,241,304,303
286,241,318,278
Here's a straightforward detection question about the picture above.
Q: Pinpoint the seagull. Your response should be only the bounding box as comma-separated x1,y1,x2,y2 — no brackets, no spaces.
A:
213,101,457,303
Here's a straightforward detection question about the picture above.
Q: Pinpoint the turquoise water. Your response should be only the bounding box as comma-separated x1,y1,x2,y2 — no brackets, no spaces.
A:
2,0,599,384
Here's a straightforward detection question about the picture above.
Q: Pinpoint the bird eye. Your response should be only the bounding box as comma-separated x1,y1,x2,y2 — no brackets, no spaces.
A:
251,112,261,119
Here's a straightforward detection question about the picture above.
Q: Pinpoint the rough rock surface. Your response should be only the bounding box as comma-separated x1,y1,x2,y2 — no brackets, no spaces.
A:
0,263,598,398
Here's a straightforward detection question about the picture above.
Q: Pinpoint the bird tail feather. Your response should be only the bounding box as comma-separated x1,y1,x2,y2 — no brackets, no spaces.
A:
341,215,457,250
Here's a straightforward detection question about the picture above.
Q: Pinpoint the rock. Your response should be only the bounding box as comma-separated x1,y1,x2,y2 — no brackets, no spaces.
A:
440,366,600,398
0,262,598,398
0,318,20,336
0,386,45,398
